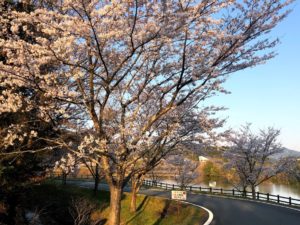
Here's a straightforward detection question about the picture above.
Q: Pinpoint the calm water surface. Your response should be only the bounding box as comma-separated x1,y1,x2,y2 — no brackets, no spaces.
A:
160,179,300,199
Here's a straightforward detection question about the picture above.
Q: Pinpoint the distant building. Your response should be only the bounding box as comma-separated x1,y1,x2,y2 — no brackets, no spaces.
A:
198,156,209,162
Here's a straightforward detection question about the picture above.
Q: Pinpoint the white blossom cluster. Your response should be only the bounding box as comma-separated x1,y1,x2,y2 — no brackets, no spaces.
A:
54,153,79,174
0,122,38,150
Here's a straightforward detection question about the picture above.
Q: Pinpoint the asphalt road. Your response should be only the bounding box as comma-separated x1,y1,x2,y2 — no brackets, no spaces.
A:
68,180,300,225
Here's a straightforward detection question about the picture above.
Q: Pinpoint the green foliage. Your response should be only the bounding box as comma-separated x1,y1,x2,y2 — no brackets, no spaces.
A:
203,146,228,158
202,161,221,182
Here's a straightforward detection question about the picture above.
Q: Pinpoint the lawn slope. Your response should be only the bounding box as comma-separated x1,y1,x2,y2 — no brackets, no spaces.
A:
23,183,208,225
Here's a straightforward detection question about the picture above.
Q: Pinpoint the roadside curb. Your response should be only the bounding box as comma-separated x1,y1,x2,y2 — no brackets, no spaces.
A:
182,201,214,225
154,195,214,225
191,192,300,213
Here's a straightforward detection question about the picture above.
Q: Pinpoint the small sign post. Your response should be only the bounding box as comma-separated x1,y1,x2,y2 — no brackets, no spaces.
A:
171,191,187,215
171,190,187,200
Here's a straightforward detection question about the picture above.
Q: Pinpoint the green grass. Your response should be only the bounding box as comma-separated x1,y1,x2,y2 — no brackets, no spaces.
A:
23,182,207,225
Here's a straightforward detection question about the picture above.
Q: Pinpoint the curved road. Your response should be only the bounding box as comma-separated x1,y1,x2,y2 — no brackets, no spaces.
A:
69,180,300,225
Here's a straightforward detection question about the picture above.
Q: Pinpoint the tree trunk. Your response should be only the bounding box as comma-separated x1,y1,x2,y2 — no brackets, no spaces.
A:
242,187,247,197
62,173,67,185
109,185,122,225
6,193,17,225
93,164,99,195
5,191,26,225
251,185,256,199
130,181,137,213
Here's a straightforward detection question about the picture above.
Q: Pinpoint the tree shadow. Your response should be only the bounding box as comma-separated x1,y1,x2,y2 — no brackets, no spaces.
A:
125,196,150,224
95,218,107,225
94,189,126,211
153,200,171,225
137,195,149,211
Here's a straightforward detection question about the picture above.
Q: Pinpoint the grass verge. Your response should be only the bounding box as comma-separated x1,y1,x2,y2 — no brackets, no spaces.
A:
22,182,208,225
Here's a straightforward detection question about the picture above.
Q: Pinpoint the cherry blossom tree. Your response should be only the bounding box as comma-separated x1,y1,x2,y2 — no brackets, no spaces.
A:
224,124,290,199
128,105,225,212
82,158,104,195
168,155,199,189
0,1,64,224
0,0,292,224
54,152,79,185
287,160,300,183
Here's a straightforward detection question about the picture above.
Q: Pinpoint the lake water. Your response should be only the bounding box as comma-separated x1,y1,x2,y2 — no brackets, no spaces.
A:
160,179,300,200
256,183,300,199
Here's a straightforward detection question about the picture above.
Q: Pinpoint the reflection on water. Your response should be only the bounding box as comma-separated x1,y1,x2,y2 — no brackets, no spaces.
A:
257,183,300,199
160,179,300,199
200,181,300,199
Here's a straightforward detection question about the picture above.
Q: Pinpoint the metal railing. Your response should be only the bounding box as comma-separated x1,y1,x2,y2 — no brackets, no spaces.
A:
142,180,300,207
47,173,300,208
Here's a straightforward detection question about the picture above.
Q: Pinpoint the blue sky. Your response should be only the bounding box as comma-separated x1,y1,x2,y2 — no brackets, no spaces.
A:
206,2,300,151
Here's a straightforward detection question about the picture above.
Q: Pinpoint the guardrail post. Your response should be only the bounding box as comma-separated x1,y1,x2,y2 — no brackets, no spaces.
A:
127,180,300,207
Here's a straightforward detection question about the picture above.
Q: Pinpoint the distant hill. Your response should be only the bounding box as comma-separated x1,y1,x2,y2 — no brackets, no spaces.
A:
184,143,300,160
272,148,300,160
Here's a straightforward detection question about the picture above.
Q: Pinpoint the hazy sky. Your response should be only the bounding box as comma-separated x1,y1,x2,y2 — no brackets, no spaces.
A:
206,2,300,151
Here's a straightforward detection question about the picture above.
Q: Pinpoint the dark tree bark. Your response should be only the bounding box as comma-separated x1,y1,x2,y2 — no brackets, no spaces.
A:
251,185,256,199
62,173,67,185
242,187,247,197
93,164,99,195
6,194,17,225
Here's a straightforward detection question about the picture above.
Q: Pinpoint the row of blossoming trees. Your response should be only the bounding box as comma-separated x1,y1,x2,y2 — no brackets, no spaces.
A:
0,0,292,224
